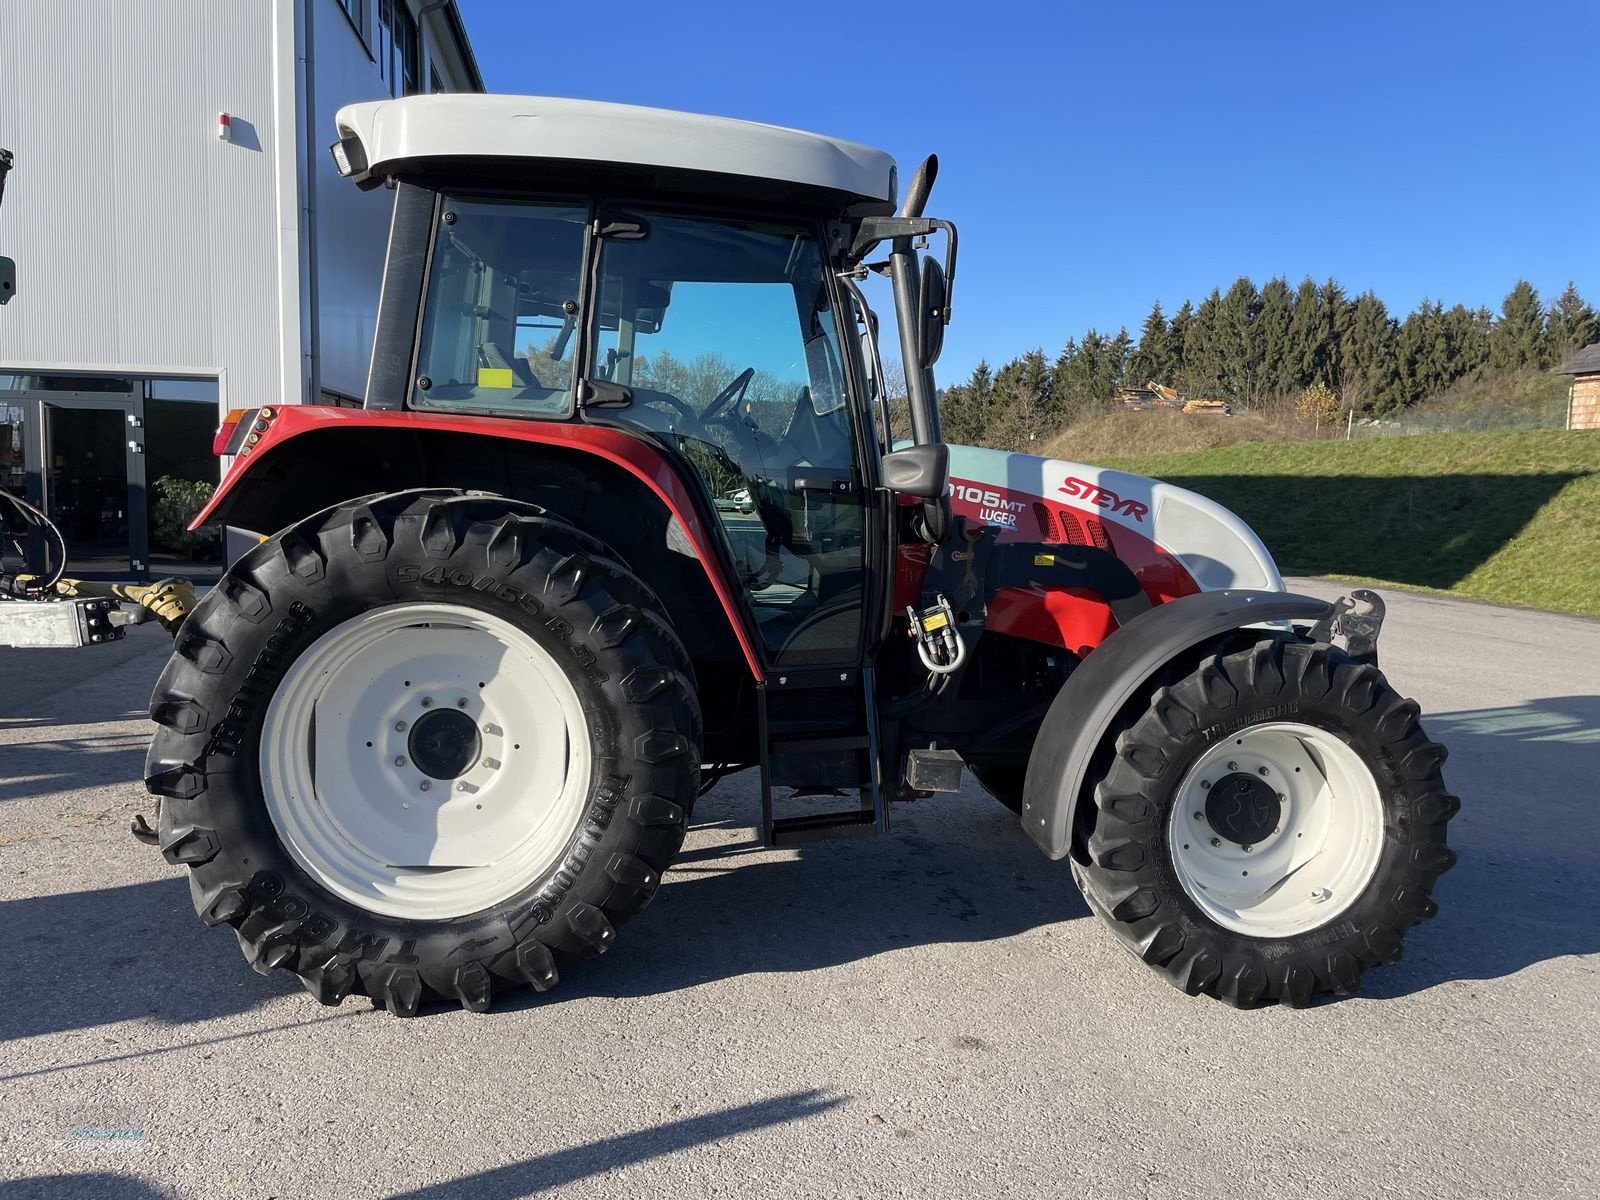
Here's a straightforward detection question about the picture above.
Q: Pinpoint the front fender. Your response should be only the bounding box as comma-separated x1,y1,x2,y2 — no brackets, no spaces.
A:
1019,588,1334,860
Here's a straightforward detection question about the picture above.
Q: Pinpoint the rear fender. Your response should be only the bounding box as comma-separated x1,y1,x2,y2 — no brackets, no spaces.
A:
1020,588,1333,860
194,404,764,677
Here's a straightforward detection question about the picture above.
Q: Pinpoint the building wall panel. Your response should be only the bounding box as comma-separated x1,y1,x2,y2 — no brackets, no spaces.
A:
0,0,286,408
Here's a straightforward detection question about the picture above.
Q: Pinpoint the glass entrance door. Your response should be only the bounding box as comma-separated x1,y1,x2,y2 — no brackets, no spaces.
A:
42,402,141,578
0,389,146,581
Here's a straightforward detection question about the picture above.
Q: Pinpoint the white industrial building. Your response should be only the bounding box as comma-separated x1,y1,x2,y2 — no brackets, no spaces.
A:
0,0,482,579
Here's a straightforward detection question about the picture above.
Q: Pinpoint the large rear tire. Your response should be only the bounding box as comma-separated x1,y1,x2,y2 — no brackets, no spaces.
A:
145,490,700,1015
1072,636,1458,1007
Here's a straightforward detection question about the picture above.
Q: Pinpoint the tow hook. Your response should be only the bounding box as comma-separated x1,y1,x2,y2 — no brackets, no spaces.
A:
130,804,160,846
1309,588,1385,664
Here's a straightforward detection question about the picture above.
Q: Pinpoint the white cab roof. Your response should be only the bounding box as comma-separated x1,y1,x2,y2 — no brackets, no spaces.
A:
335,94,899,204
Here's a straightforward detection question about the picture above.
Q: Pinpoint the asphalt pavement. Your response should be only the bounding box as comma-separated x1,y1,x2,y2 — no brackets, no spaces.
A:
1,580,1596,1199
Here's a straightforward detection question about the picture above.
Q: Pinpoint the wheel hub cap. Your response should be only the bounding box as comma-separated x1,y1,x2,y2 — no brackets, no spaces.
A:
1205,772,1282,846
408,708,482,780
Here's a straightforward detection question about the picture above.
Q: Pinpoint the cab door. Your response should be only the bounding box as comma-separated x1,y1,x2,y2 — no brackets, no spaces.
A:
589,209,876,669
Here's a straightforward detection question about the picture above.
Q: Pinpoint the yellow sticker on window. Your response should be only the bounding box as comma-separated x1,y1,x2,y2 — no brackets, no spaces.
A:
477,367,514,389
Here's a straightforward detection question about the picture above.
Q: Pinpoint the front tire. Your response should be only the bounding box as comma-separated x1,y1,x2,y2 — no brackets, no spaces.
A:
1073,637,1458,1007
145,490,700,1015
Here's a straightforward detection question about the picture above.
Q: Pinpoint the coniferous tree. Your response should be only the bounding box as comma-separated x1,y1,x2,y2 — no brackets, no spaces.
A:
1440,304,1492,378
1183,290,1224,397
1127,302,1172,387
1213,277,1262,404
1287,277,1329,386
1491,280,1547,370
1546,282,1598,363
1165,301,1193,384
1338,291,1400,414
1255,277,1296,400
991,348,1055,446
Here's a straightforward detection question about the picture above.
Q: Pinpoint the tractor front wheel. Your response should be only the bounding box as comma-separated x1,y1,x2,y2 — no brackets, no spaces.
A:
1072,636,1458,1006
145,490,700,1014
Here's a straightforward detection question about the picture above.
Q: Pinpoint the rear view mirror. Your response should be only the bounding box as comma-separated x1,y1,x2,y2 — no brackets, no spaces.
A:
881,443,949,499
918,256,947,369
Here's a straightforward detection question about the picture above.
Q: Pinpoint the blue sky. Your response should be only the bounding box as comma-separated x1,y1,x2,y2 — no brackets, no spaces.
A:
458,0,1600,382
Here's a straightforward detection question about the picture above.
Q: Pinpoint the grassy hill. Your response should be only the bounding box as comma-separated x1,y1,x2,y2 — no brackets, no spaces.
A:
1092,430,1600,618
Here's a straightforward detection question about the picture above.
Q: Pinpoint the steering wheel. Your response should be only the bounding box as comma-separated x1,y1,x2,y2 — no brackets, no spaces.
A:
702,367,756,422
630,386,711,438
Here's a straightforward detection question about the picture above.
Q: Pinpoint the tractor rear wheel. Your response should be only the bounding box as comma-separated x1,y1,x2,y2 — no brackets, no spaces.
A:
1072,636,1458,1007
145,490,700,1014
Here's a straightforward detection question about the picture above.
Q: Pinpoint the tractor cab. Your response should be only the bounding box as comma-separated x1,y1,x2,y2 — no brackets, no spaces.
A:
327,95,958,841
336,94,953,652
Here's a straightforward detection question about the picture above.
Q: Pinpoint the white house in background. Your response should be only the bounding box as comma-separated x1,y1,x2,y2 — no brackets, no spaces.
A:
0,0,481,580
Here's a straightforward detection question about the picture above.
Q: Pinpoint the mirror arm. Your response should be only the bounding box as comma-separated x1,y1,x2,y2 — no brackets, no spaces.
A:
889,237,940,446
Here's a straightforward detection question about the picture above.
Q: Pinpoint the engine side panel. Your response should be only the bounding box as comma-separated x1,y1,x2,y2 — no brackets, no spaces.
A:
907,443,1286,654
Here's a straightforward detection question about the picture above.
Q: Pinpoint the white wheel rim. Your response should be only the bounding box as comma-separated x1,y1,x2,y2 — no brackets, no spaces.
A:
1166,722,1384,938
260,602,592,920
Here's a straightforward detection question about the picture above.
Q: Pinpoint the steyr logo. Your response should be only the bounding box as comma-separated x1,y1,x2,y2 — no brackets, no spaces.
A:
1060,477,1149,522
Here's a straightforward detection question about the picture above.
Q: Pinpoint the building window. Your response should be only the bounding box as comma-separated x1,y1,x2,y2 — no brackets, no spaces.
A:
378,0,421,96
337,0,370,44
430,65,444,94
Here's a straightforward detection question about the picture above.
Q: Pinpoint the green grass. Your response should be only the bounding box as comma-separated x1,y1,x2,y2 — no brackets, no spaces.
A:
1093,430,1600,618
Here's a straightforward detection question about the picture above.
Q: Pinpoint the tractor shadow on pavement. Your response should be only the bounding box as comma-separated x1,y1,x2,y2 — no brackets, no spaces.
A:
0,876,301,1047
514,788,1090,1009
522,694,1600,1010
382,1090,843,1200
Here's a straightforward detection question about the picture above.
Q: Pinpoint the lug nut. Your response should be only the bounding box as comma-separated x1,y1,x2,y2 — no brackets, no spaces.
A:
394,756,407,768
482,722,502,736
1226,761,1238,771
395,721,407,733
1277,792,1286,802
483,757,500,770
457,698,469,708
1258,766,1270,776
456,782,470,793
1193,811,1204,821
1200,780,1211,790
1310,887,1331,903
1242,843,1253,852
419,780,432,792
1210,837,1222,848
420,696,433,708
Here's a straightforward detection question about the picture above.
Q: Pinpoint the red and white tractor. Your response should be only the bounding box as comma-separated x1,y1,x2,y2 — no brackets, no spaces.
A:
137,96,1456,1014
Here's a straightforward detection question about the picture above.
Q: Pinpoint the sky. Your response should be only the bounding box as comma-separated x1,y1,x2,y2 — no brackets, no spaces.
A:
456,0,1600,383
